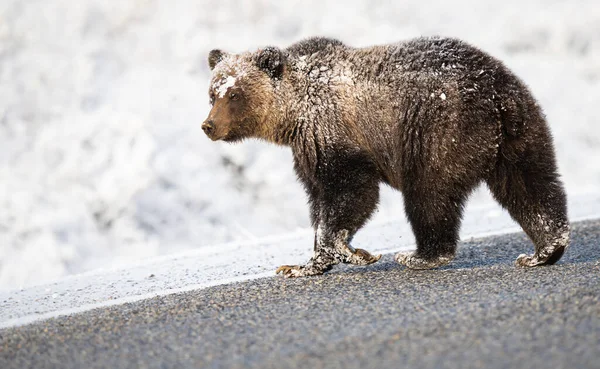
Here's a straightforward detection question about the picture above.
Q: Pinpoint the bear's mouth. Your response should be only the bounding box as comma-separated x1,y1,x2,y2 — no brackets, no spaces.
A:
203,130,224,141
208,132,229,141
222,132,243,143
202,122,228,141
205,128,238,142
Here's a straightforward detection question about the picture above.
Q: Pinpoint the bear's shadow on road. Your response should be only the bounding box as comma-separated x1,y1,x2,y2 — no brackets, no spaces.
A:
330,229,594,277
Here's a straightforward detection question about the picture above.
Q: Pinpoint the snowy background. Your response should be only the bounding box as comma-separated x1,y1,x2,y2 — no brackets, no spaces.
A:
0,0,599,290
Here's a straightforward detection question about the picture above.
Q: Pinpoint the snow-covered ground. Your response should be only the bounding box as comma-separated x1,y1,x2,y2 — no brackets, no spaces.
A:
3,195,600,329
0,0,599,291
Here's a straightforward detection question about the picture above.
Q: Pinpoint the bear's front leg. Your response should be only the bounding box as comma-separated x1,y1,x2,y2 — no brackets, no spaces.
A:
276,149,382,278
276,228,381,278
275,234,338,278
326,229,382,266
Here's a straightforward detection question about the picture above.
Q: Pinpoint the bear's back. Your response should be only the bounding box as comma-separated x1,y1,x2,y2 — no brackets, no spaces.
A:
286,37,345,57
386,37,503,77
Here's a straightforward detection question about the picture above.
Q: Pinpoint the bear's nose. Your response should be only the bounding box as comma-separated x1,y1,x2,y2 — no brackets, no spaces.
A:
202,120,215,136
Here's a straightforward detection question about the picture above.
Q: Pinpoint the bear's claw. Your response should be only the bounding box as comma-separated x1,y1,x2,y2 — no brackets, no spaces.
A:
276,247,382,278
344,248,382,265
395,251,453,270
515,253,546,267
275,265,324,278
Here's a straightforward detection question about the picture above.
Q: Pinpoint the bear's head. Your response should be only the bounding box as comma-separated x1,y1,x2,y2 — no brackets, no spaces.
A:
202,47,286,142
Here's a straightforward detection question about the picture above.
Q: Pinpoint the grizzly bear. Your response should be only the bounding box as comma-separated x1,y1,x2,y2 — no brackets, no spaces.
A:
202,36,570,277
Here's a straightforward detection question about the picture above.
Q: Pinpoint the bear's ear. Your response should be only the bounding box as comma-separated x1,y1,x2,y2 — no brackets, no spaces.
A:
208,49,227,70
256,47,286,79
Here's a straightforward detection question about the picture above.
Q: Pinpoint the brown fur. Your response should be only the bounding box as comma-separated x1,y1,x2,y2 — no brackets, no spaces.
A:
203,36,570,277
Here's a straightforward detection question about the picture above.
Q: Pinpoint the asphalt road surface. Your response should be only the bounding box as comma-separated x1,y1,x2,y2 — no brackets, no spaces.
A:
1,220,599,369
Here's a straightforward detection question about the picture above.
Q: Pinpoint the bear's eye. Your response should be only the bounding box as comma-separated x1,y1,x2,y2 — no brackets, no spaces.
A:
229,92,238,101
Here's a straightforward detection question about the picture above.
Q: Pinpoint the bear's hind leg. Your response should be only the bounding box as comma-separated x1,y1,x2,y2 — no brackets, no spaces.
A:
396,185,470,270
487,138,570,267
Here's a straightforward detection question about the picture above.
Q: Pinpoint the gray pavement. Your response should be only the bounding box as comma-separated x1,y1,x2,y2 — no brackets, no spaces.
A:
1,220,600,369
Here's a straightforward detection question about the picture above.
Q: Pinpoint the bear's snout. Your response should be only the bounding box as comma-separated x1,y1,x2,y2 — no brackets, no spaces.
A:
202,118,226,141
202,119,215,136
